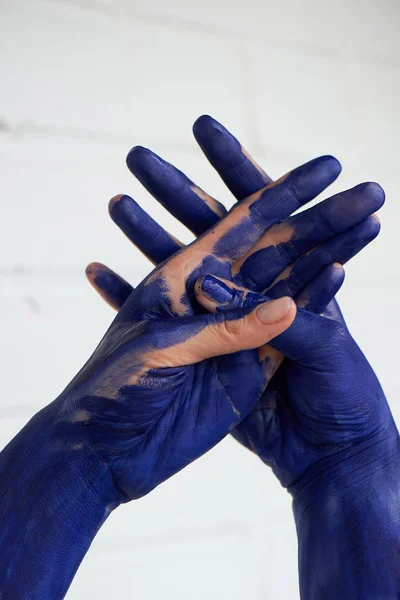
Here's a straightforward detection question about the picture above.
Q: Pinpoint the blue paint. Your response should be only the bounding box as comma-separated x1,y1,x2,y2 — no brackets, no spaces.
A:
175,124,400,597
121,122,398,597
0,398,118,597
3,114,391,597
192,115,273,198
238,186,383,293
212,156,341,261
269,309,400,597
126,146,227,235
249,155,341,223
3,150,334,595
0,233,274,596
267,216,380,300
201,274,234,303
201,275,269,312
109,194,181,264
86,263,133,309
295,263,345,312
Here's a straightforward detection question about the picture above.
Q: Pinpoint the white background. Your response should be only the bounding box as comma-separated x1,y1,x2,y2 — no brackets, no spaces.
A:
0,0,399,598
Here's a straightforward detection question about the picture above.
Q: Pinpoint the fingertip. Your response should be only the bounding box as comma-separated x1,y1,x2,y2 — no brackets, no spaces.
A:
108,194,126,216
362,181,386,209
85,261,104,275
192,115,241,167
370,213,382,232
85,262,97,282
256,296,296,325
126,145,157,172
290,155,342,204
305,154,342,178
195,274,234,308
371,213,381,225
331,262,345,284
85,262,110,295
365,213,382,239
129,145,149,155
192,114,222,138
85,262,112,289
320,262,345,286
322,154,342,178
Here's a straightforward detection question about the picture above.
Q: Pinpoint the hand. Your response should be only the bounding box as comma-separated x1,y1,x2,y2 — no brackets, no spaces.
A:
195,274,397,482
85,116,398,598
6,155,336,596
47,152,366,504
194,275,400,599
86,117,383,484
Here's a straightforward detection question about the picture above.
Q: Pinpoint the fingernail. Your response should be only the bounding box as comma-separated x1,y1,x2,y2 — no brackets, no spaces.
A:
256,297,293,324
201,275,233,304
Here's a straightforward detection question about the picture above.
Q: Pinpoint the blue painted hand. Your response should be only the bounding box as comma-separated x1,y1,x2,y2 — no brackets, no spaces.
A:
64,153,353,503
195,273,397,486
83,118,400,598
86,116,385,483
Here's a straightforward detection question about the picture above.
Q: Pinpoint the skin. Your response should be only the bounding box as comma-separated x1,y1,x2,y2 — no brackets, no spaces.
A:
1,149,370,598
87,116,400,597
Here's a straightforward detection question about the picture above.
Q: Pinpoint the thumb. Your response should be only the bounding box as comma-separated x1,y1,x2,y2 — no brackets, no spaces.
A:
146,288,295,368
189,274,295,362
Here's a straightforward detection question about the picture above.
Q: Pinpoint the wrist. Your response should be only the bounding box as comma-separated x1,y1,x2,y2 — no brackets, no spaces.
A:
290,426,400,519
0,398,119,597
291,427,400,599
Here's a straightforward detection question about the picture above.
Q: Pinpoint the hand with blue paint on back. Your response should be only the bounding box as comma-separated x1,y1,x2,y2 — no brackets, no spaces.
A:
0,152,355,599
87,117,400,598
198,273,400,600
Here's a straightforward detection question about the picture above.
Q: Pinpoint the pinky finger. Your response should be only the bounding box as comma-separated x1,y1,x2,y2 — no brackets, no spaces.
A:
296,263,345,314
85,262,133,311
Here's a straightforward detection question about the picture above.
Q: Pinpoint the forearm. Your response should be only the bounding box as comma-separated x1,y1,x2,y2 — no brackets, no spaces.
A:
0,399,118,599
292,432,400,599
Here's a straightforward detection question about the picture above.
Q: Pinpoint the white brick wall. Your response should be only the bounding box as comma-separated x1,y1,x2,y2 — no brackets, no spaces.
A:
0,0,399,597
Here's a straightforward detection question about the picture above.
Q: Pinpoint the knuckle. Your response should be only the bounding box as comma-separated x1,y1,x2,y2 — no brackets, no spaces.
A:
317,203,336,237
215,312,247,340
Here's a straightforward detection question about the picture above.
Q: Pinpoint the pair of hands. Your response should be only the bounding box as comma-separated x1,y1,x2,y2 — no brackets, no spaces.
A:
1,115,399,600
74,115,394,503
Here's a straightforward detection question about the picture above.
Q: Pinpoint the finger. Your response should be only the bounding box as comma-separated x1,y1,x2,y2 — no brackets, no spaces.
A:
85,262,133,311
266,215,380,299
210,155,341,263
296,263,345,312
322,299,346,323
195,274,268,314
229,267,345,466
268,307,345,366
235,183,384,289
193,115,273,199
255,261,344,374
177,155,341,264
126,146,227,236
194,274,285,374
194,263,343,370
111,155,341,319
144,296,296,368
109,194,183,264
